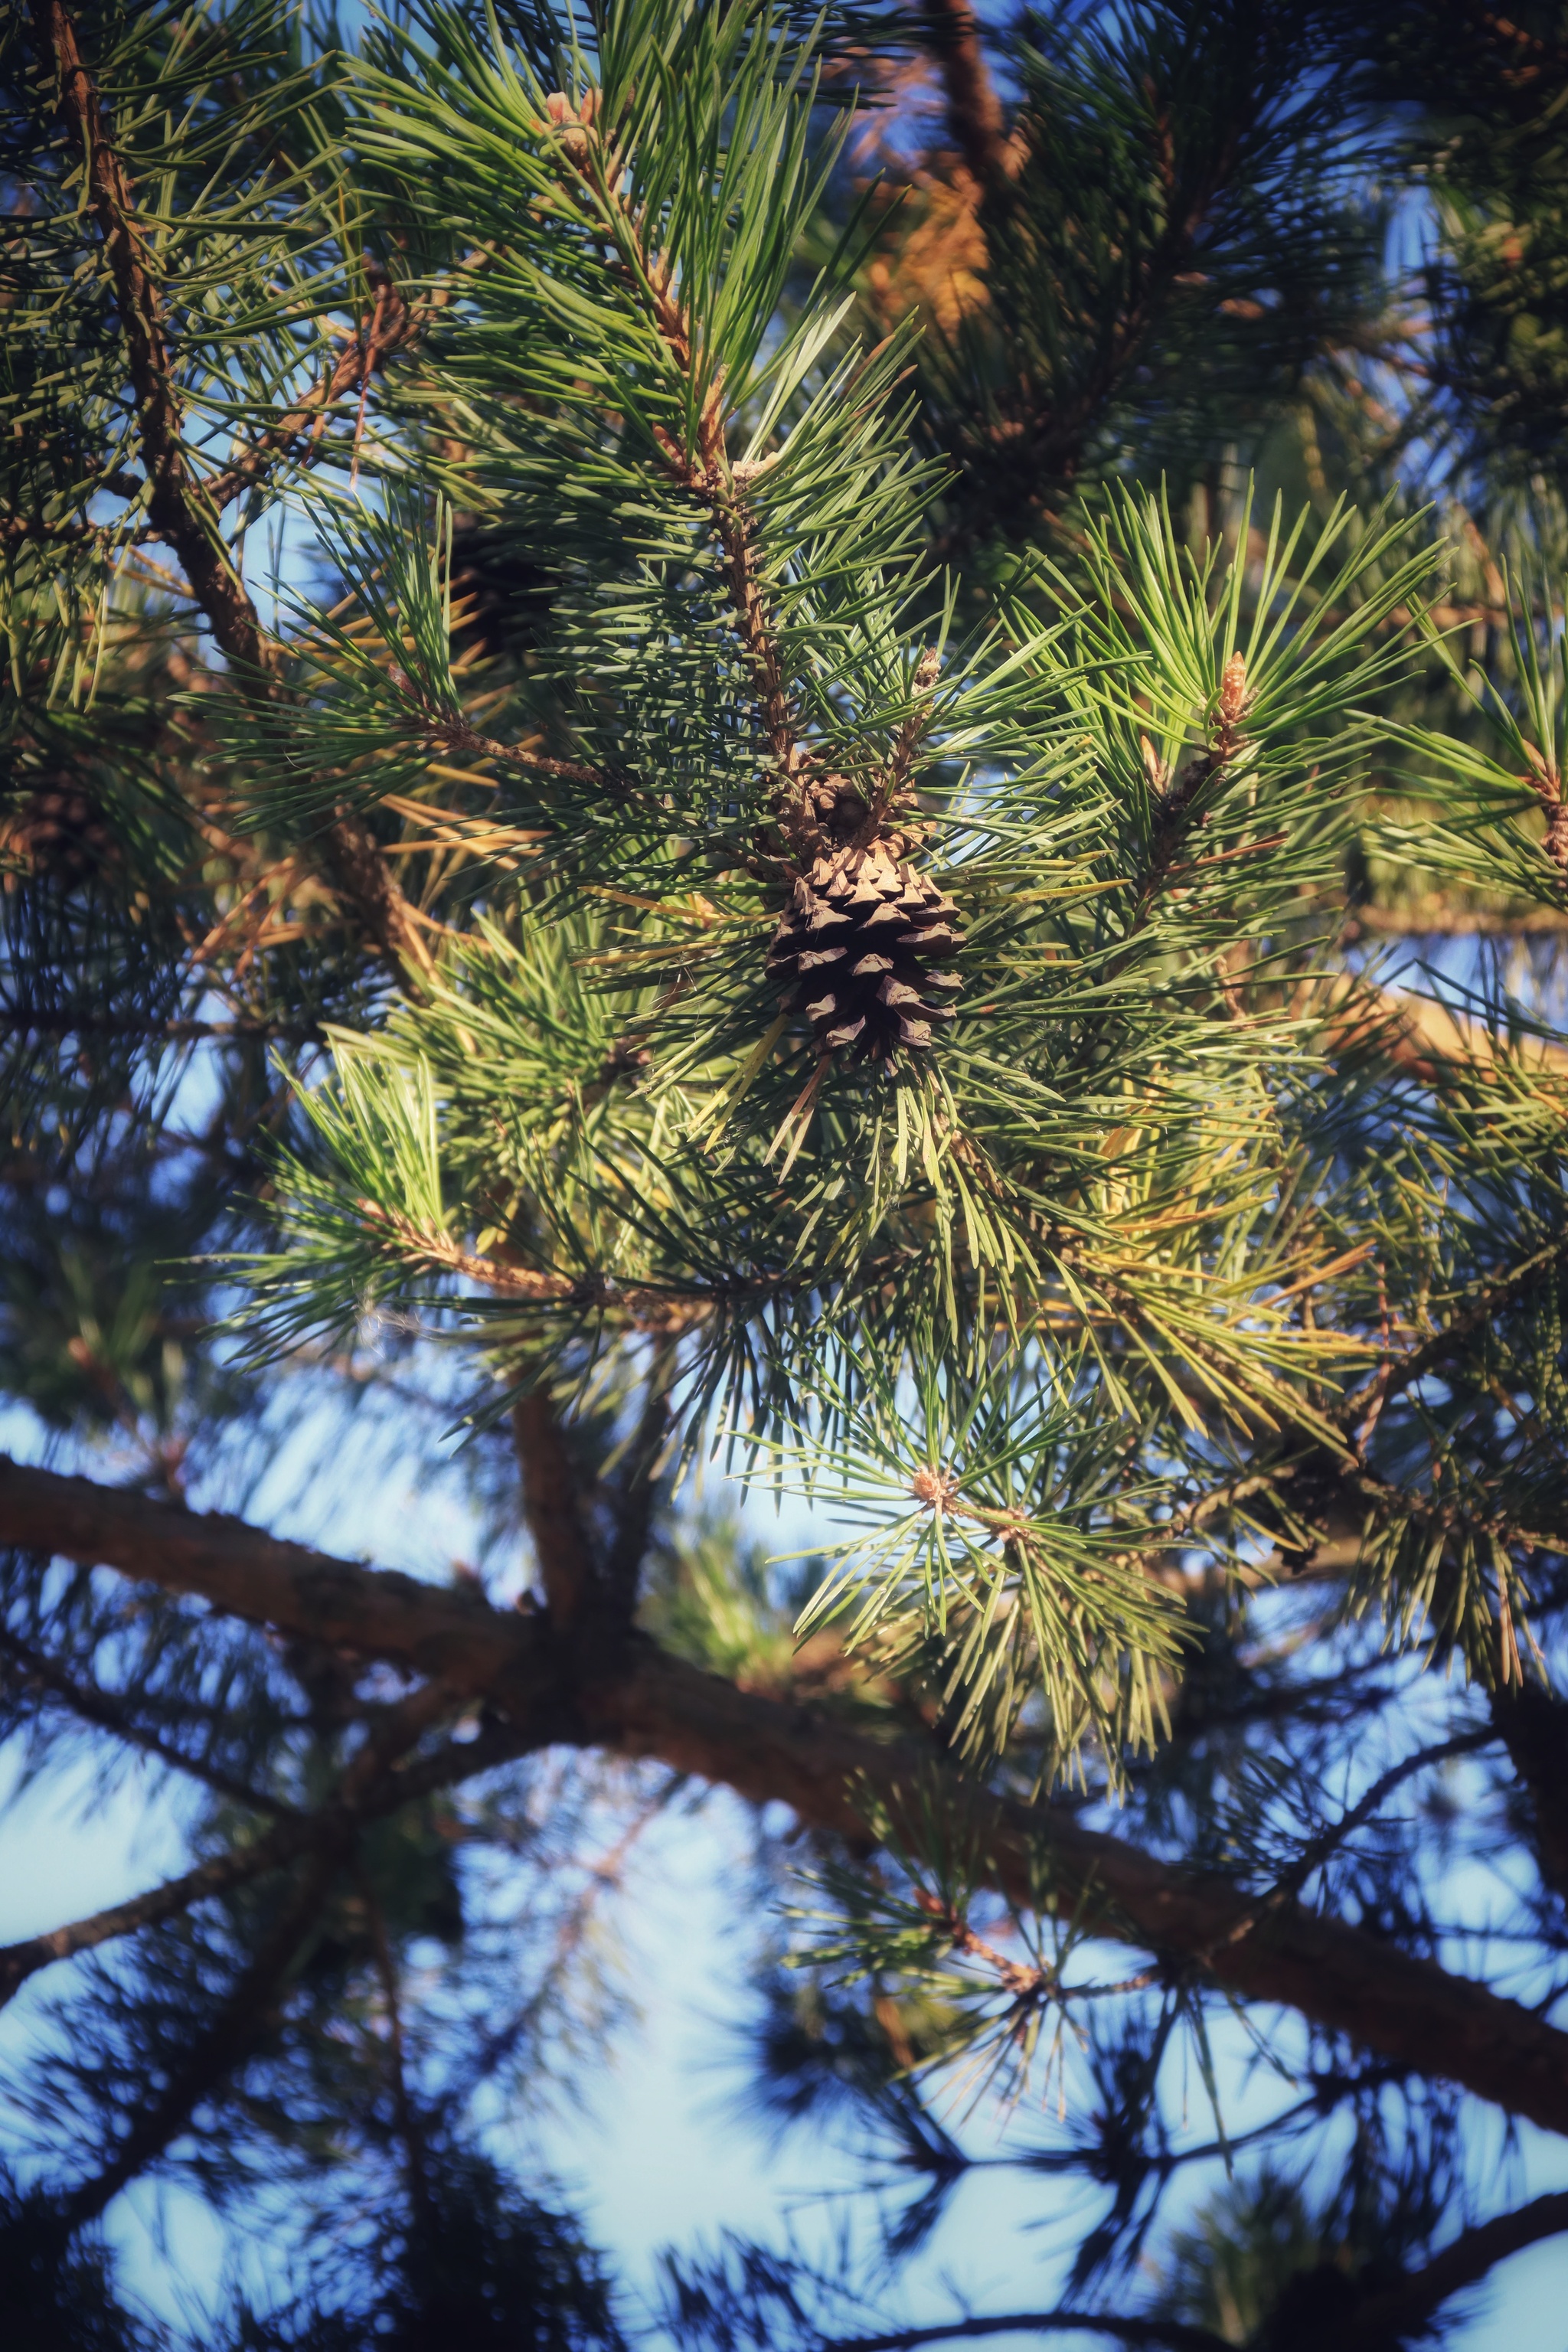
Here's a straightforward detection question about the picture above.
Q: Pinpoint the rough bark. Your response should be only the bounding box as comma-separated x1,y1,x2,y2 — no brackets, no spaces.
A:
5,1455,1568,2138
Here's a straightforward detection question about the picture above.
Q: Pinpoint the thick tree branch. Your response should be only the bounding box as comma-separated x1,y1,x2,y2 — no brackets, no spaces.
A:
7,1455,1568,2138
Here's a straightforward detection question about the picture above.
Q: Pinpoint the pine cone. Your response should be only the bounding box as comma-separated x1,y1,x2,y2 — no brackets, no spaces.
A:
766,843,963,1070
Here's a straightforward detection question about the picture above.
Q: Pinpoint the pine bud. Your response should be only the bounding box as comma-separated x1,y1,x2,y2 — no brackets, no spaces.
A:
543,90,593,162
910,1465,960,1511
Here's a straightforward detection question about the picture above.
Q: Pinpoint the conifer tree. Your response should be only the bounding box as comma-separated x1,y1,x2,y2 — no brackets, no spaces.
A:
4,2,1568,2345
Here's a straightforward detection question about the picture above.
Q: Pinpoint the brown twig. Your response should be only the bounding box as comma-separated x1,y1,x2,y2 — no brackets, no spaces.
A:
1344,1230,1568,1426
822,2315,1229,2352
0,1006,325,1044
354,1203,713,1333
201,252,485,514
0,1624,297,1819
1343,903,1568,941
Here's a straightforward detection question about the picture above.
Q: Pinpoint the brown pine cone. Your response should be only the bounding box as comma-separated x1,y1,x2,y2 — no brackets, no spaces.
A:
766,842,962,1070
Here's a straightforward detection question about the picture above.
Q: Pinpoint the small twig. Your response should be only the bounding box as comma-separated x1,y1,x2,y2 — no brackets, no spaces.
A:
821,2313,1230,2352
57,1679,455,2229
1265,1726,1495,1913
0,1625,296,1818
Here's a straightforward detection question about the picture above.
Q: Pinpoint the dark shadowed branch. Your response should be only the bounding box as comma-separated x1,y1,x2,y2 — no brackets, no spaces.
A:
6,1455,1568,2138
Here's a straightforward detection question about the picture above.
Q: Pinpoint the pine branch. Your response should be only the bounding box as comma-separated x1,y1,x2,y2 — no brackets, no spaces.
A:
1343,904,1568,940
0,1818,305,2008
355,1204,714,1331
56,1676,455,2229
196,240,492,518
8,1456,1568,2138
1310,972,1568,1084
24,0,430,988
1,511,154,547
24,0,260,676
821,2317,1227,2352
0,1708,538,2009
539,100,819,856
1346,1229,1568,1425
58,1830,348,2228
0,1624,299,1820
1265,1727,1495,1908
201,260,416,514
0,1008,326,1044
1340,2190,1568,2350
426,714,618,794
